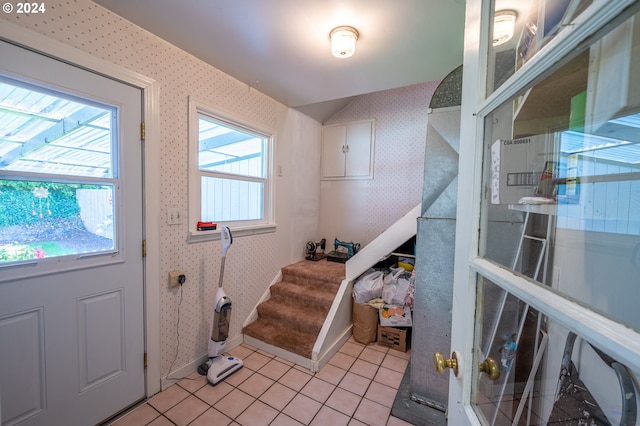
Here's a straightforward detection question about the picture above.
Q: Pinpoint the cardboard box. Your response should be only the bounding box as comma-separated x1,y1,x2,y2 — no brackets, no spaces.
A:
377,325,410,352
379,305,412,327
490,136,548,205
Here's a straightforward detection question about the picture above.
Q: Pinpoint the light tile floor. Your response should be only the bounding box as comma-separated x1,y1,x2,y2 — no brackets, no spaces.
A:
111,337,414,426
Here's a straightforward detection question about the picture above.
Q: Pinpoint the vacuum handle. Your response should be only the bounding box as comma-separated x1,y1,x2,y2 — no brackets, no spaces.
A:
221,226,232,257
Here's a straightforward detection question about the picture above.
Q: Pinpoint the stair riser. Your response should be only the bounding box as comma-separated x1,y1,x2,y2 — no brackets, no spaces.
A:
243,320,314,358
270,286,334,310
280,272,342,289
256,304,324,335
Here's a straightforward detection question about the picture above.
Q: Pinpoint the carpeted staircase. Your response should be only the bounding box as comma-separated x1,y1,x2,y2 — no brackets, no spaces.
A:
242,259,345,359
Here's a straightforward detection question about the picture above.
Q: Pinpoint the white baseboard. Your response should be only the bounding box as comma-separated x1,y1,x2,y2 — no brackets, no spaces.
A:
311,326,352,372
243,326,352,373
242,271,281,328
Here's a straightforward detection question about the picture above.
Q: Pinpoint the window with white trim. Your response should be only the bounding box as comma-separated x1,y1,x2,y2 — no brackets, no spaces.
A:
188,98,274,239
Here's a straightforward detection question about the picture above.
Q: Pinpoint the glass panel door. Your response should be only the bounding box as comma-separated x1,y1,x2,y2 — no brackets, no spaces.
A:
449,2,640,425
474,278,637,425
480,6,640,331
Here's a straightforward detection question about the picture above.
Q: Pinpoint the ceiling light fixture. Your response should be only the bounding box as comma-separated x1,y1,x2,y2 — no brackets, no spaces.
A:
493,10,517,46
330,26,359,58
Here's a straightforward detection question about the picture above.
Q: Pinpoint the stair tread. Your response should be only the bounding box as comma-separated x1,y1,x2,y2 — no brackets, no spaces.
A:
282,260,345,287
259,297,330,315
256,299,326,334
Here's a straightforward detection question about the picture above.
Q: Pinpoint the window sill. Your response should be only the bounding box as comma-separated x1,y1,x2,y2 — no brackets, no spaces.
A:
187,223,277,243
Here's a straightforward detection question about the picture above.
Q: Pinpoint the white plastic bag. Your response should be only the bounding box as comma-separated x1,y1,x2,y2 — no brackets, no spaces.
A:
383,267,405,285
382,267,411,305
353,271,384,304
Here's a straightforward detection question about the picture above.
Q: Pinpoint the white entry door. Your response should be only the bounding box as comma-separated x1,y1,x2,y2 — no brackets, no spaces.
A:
0,39,145,425
449,1,640,424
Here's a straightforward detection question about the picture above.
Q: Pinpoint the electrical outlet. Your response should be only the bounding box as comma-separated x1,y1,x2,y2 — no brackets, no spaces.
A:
166,208,183,225
169,270,184,288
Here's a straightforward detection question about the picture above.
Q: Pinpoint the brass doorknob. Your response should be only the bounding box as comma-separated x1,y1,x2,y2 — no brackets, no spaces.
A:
479,357,500,381
433,352,459,377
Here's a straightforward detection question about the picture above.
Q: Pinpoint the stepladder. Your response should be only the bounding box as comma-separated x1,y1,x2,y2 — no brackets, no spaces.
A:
481,204,557,425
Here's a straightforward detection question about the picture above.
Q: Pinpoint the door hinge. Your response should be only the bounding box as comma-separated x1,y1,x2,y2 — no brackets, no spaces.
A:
141,122,145,141
144,353,148,369
142,240,146,257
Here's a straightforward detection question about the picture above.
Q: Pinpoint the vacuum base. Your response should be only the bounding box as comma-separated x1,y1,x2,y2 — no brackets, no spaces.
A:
205,356,243,386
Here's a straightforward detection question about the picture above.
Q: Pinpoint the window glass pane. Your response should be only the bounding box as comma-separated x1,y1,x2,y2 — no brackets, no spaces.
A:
473,277,638,425
481,9,640,331
198,115,265,178
488,0,592,94
0,77,115,178
0,180,115,263
201,176,263,222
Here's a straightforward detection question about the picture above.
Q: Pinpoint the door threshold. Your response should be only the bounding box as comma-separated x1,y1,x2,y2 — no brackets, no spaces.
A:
392,365,448,426
97,397,148,426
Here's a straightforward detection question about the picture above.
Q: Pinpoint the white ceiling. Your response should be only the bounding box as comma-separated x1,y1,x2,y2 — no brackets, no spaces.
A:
93,0,467,122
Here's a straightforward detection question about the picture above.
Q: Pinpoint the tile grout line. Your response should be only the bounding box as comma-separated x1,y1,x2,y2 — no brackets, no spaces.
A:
128,341,409,426
228,347,400,424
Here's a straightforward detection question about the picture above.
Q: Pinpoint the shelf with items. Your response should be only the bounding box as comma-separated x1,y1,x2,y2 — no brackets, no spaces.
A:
512,50,588,134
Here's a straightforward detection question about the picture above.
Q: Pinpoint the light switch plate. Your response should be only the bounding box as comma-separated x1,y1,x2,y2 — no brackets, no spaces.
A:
167,208,183,225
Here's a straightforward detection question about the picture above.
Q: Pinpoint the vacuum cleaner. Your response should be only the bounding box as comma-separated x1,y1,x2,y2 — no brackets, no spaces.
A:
197,225,244,385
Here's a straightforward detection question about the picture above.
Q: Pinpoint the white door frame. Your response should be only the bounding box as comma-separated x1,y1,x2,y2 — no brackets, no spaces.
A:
451,0,640,424
0,20,162,397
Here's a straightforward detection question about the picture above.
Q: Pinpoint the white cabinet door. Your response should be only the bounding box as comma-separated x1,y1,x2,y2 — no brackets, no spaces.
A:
321,124,347,178
321,119,374,180
345,120,374,178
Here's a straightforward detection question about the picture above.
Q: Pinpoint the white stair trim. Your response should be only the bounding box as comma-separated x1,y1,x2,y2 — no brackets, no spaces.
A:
241,270,282,328
242,204,420,371
346,204,420,281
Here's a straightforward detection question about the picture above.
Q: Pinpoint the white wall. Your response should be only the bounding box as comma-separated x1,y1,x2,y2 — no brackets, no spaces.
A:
319,82,440,248
2,1,321,381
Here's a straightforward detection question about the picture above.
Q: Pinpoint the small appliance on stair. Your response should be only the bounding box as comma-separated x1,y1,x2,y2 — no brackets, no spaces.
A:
305,238,327,261
326,238,360,263
198,225,243,385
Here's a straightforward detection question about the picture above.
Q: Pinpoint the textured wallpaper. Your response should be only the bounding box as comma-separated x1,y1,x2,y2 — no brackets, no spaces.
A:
3,0,442,384
320,81,440,247
2,0,321,382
